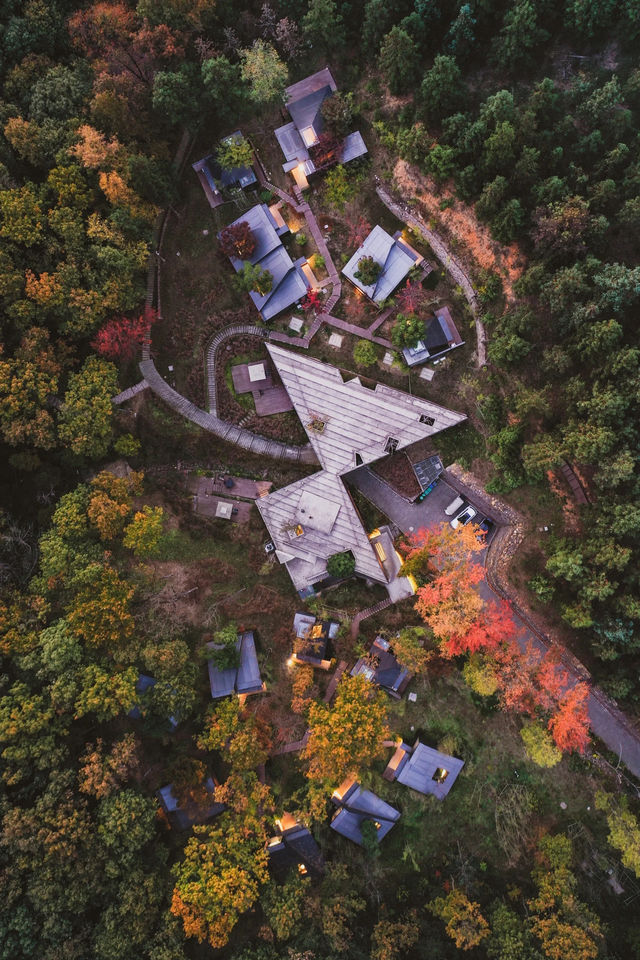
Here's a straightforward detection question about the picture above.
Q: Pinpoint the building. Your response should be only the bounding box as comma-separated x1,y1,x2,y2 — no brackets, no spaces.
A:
350,636,411,699
157,778,225,830
383,740,465,799
207,630,265,699
192,130,257,208
128,674,179,728
275,67,367,189
219,203,310,321
330,776,400,846
292,611,339,668
342,226,423,304
256,343,466,597
401,306,465,367
266,813,324,879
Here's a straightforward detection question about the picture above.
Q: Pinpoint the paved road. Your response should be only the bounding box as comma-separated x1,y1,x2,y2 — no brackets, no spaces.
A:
348,466,640,780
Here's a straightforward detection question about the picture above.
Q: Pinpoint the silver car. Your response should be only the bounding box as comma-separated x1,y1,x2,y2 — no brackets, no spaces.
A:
450,505,477,529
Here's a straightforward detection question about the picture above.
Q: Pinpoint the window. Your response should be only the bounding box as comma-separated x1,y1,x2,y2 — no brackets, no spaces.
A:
354,453,363,465
374,541,387,562
433,768,449,783
298,863,308,875
420,414,435,426
300,126,318,147
385,437,399,454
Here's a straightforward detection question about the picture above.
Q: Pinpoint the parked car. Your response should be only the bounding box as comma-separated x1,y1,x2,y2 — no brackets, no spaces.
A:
450,505,477,528
444,494,465,516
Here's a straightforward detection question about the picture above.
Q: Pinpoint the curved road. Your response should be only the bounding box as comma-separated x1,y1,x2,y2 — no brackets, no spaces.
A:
348,465,640,781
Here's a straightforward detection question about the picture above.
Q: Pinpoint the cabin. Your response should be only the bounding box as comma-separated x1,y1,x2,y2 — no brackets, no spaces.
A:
266,813,324,879
350,636,411,699
157,778,225,830
342,226,423,304
330,776,400,846
207,630,265,699
192,130,257,208
292,611,339,668
401,306,465,366
219,203,311,321
383,740,465,799
275,67,367,190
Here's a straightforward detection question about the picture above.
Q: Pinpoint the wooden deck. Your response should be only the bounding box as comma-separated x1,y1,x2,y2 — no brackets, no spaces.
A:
231,362,294,416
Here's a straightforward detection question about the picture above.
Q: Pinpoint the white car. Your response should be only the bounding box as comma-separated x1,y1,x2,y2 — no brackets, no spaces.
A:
450,505,477,529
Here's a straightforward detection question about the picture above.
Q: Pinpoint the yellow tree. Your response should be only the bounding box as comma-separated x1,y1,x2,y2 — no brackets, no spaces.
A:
428,888,490,951
303,674,389,792
595,791,640,879
66,562,136,656
122,505,164,557
170,809,270,949
86,469,143,542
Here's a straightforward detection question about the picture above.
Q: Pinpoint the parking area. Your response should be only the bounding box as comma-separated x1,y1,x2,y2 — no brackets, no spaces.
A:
346,465,499,543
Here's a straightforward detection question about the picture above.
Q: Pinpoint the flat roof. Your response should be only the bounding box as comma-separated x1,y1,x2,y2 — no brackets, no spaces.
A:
248,362,266,382
215,501,233,519
396,741,465,799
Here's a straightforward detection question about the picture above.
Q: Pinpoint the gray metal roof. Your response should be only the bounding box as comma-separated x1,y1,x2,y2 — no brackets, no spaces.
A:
207,631,263,698
402,306,465,366
395,741,465,799
158,778,225,829
275,122,309,164
342,225,421,303
288,85,331,134
340,130,368,164
256,345,466,593
285,67,337,105
330,782,400,845
221,204,309,320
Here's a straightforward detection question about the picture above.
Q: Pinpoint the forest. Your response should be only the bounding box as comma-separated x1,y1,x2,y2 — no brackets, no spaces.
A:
1,0,640,958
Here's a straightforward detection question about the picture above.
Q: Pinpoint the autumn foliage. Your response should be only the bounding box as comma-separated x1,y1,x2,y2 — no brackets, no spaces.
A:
92,307,157,360
218,221,256,260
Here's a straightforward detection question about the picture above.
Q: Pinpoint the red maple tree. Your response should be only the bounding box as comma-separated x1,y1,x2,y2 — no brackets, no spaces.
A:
442,601,517,658
301,289,322,312
548,684,590,753
218,221,256,260
92,307,157,360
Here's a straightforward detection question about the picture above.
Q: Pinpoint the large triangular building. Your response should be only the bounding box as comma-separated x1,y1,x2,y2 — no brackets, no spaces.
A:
257,344,466,597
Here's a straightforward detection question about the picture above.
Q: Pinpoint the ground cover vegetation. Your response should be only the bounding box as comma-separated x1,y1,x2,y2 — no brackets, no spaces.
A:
1,0,640,959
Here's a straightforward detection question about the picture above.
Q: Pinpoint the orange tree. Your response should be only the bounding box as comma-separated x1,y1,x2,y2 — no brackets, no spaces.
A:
401,523,485,643
302,674,389,797
428,888,490,951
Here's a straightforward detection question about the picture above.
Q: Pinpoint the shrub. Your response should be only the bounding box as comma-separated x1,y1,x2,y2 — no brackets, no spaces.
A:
294,231,307,246
326,551,356,578
354,256,382,287
353,339,377,366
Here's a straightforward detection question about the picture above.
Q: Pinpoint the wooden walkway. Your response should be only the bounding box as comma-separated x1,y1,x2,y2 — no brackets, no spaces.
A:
112,380,149,405
559,460,590,504
324,660,348,702
350,598,394,640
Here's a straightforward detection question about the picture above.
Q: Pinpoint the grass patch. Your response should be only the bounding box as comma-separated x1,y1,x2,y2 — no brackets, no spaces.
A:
433,421,486,469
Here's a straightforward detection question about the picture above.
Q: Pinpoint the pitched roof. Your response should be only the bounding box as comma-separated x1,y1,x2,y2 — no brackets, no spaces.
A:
288,85,331,134
391,741,465,799
157,778,225,829
292,611,339,663
402,306,465,366
330,778,400,845
267,815,324,879
342,225,422,303
256,345,466,593
350,636,411,697
222,204,310,320
207,631,263,698
285,67,337,105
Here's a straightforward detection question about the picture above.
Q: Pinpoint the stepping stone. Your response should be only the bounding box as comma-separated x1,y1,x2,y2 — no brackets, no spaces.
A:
382,351,395,366
419,366,435,380
288,316,304,333
328,333,343,348
408,692,417,703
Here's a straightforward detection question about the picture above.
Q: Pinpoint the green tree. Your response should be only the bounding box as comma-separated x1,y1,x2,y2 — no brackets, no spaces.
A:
379,27,419,95
234,262,273,296
303,674,389,792
353,339,378,366
217,135,253,170
0,327,61,452
261,873,308,941
595,791,640,878
429,888,490,951
302,0,345,51
447,3,476,59
565,0,616,37
240,41,288,104
326,551,356,578
171,814,270,949
58,357,119,460
391,312,425,349
97,789,157,875
521,721,562,768
494,0,549,70
392,626,432,675
421,55,464,120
